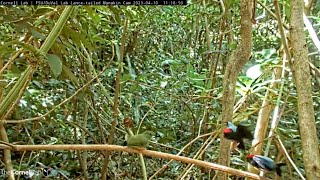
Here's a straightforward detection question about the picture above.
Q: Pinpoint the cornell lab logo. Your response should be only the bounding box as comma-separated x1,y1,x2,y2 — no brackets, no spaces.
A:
0,169,41,177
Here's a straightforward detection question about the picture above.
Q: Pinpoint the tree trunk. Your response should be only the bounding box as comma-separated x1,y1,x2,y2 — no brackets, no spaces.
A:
217,0,253,179
290,0,320,179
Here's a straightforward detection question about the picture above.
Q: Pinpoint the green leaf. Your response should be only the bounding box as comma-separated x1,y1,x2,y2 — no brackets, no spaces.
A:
228,42,237,50
31,29,46,40
108,7,122,24
84,6,101,24
46,54,62,78
121,74,131,81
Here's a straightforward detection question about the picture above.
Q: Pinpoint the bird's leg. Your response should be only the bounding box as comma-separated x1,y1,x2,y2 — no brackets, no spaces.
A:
230,141,241,154
234,142,241,154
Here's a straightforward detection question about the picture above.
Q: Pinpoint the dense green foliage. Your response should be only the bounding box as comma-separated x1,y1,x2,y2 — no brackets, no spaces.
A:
0,2,319,179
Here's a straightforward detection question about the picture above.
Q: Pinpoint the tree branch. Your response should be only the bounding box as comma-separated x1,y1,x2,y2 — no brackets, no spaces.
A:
0,144,264,179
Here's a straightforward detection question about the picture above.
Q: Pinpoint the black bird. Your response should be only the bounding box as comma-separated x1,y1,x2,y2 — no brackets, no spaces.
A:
223,122,253,149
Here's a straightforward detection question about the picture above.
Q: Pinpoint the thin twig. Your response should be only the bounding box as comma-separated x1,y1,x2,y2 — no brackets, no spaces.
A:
275,136,306,180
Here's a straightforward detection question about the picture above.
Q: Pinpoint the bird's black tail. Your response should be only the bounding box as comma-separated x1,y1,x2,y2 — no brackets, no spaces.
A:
275,163,286,176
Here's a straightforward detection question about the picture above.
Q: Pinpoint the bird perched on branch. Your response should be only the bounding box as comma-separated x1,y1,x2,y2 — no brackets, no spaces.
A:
126,131,154,148
247,154,286,176
223,122,253,150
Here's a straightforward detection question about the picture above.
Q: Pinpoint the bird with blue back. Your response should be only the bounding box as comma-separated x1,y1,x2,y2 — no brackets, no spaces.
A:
247,154,286,177
223,122,253,150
